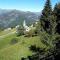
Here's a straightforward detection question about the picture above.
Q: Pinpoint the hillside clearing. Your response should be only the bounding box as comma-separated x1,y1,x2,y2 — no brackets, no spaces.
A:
0,32,47,60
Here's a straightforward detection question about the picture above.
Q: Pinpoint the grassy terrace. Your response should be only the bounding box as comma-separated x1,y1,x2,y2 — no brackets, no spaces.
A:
0,30,47,60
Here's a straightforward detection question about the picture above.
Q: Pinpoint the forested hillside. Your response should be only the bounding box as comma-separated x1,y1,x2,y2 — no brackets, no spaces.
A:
0,10,39,30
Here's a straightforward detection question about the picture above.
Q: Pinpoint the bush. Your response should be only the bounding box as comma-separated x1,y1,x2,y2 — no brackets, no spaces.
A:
10,38,18,45
24,28,38,37
24,31,31,37
28,56,32,60
29,45,37,52
16,25,24,36
29,45,45,54
21,57,26,60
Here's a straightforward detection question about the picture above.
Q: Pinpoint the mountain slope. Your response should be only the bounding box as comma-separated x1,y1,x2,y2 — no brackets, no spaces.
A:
0,9,39,29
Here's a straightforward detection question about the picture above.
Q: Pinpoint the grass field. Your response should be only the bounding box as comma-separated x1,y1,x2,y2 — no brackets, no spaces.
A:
0,28,16,36
0,30,47,60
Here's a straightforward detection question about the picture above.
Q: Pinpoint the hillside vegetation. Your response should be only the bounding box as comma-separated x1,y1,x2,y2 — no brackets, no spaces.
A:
0,29,47,60
0,10,39,30
0,0,60,60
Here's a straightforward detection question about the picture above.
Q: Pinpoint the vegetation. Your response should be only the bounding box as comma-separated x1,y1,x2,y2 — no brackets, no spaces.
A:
40,0,52,33
10,38,18,45
0,0,60,60
0,33,47,60
53,3,60,34
16,25,24,36
22,0,60,60
0,10,38,29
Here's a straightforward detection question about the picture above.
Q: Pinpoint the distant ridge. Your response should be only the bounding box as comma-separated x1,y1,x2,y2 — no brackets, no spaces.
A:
0,9,40,30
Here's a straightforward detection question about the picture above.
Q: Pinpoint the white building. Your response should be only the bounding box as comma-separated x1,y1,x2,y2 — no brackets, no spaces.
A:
23,20,31,32
15,25,20,29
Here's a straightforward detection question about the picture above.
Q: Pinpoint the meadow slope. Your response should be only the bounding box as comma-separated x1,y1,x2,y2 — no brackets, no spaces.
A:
0,30,47,60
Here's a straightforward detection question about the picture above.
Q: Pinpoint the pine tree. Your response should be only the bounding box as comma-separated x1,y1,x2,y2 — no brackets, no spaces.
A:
40,0,57,47
54,3,60,23
40,0,52,33
53,3,60,34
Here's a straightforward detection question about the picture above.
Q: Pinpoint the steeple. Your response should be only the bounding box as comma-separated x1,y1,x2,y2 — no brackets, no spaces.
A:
23,20,30,32
23,20,26,27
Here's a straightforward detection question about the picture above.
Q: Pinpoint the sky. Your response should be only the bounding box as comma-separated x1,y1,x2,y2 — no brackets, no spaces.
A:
0,0,60,12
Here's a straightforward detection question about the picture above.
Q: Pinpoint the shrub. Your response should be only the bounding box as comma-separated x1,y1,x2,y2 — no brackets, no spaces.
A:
29,45,45,54
24,27,38,37
10,38,18,45
28,56,32,60
16,25,24,36
21,57,26,60
29,45,37,52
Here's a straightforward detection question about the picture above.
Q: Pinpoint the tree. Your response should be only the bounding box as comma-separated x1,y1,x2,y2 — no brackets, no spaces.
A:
34,22,41,35
16,25,24,36
53,3,60,34
40,0,52,33
49,15,57,35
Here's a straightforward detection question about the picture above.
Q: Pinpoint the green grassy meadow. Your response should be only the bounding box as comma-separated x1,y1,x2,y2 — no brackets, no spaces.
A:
0,29,47,60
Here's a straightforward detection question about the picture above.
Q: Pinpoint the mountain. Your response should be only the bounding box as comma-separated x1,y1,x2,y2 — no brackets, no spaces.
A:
0,9,40,30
